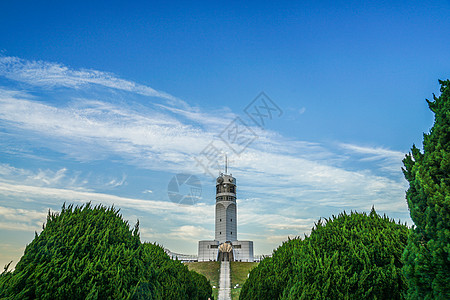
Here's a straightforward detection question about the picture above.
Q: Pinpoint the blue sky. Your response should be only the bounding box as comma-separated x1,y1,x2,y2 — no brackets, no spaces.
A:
1,1,449,267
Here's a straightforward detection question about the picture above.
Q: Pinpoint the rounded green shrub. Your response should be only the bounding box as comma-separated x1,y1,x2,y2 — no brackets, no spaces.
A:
240,209,409,300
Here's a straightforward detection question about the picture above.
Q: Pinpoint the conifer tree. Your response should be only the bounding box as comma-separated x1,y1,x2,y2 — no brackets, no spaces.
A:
402,79,450,299
240,210,408,300
0,203,212,299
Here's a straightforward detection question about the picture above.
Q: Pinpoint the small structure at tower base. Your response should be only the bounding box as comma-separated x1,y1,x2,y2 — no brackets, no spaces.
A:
198,240,254,262
198,170,254,262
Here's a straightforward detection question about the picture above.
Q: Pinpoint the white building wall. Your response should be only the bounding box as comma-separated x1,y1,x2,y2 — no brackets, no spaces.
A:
232,241,254,262
215,201,237,243
198,240,219,262
226,203,237,241
215,203,226,242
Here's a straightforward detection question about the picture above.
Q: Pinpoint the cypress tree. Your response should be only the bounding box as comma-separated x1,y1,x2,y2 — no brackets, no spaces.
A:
402,79,450,299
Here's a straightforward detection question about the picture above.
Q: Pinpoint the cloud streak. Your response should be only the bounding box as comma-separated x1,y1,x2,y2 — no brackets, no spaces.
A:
0,56,185,105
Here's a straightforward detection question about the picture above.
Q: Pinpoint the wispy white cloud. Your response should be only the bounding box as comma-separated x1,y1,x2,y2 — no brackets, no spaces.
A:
298,107,306,115
0,91,209,169
0,181,210,215
107,174,127,188
0,163,86,189
0,56,187,107
0,205,47,226
33,168,67,185
339,143,405,161
168,225,211,241
339,143,406,173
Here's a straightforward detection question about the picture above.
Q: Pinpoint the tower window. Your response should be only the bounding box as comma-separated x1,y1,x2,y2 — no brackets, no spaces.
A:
220,232,221,234
220,219,222,222
231,232,232,234
231,219,232,222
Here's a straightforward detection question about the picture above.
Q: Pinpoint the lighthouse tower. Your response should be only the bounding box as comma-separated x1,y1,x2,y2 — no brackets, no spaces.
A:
197,158,254,262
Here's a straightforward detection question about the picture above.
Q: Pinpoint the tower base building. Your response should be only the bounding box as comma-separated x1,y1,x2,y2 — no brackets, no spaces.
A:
198,171,254,262
198,240,254,262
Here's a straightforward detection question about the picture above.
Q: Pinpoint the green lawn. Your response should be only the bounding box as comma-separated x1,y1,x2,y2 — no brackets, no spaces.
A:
230,262,259,299
184,261,220,299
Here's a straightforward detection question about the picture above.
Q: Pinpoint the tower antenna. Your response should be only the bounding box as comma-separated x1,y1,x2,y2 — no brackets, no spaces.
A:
225,154,228,174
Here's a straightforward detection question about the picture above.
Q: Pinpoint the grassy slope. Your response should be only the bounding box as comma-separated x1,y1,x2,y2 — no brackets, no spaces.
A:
230,262,259,299
185,261,220,299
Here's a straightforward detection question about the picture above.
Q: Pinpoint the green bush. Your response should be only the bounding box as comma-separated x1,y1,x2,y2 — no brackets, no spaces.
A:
0,203,212,300
240,209,409,300
402,79,450,299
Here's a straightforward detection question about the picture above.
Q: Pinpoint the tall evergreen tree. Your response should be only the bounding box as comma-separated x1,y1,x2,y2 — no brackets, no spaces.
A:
402,79,450,299
0,203,212,300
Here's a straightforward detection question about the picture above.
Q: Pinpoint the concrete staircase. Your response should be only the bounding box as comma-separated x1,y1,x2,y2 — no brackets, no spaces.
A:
218,261,231,300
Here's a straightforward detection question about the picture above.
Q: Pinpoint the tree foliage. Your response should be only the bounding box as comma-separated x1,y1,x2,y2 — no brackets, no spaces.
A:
0,203,212,300
240,210,409,300
402,79,450,299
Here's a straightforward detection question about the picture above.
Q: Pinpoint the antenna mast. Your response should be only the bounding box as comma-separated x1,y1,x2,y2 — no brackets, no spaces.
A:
225,154,228,174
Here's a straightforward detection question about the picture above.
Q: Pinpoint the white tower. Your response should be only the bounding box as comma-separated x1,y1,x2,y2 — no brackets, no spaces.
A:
215,172,237,243
197,156,253,262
